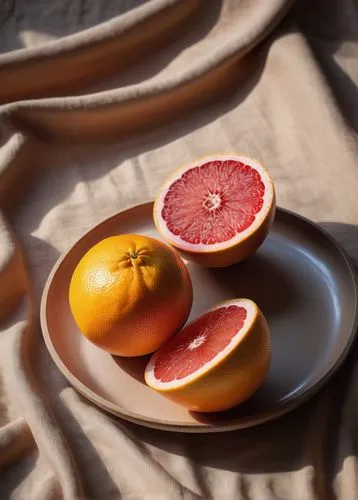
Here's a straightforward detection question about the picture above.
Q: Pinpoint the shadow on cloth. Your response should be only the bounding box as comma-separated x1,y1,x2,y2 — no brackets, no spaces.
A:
0,0,148,53
292,0,358,133
6,41,268,233
0,0,222,102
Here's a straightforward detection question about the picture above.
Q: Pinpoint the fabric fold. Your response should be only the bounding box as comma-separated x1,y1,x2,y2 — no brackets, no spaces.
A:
1,0,358,499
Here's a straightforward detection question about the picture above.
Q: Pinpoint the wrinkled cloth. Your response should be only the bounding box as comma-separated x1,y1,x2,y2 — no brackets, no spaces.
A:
1,0,358,499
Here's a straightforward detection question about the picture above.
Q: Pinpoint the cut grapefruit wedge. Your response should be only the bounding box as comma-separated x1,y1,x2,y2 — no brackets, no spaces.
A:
144,299,271,413
153,155,276,267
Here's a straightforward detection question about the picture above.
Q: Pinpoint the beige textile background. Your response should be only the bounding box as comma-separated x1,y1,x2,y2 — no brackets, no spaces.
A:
1,0,358,498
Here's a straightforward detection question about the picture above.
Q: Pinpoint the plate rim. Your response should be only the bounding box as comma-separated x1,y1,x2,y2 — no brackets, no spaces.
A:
40,202,358,433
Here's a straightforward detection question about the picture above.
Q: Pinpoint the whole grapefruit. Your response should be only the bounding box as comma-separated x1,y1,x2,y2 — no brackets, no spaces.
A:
69,234,193,357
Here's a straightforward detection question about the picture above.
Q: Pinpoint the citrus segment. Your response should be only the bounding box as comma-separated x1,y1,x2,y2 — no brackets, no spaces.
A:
154,155,276,267
145,299,271,412
153,305,247,382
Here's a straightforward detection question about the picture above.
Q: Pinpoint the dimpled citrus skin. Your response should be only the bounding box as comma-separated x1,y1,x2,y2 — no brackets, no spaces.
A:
68,234,193,357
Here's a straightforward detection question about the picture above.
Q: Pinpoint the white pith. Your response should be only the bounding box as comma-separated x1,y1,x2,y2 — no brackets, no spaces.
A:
188,333,207,350
154,155,274,252
145,299,257,390
203,192,221,211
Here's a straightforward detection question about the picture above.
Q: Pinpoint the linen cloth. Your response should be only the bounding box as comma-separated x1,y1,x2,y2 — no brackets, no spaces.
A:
1,0,358,498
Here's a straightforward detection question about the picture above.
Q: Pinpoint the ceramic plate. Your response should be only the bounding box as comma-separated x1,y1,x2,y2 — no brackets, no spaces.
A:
40,203,358,432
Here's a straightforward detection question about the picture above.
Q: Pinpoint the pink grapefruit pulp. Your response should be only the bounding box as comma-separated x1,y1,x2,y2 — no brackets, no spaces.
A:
145,299,271,413
153,155,276,267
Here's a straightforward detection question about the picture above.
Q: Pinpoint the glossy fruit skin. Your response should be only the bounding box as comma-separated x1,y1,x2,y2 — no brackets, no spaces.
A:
145,301,271,412
69,234,193,357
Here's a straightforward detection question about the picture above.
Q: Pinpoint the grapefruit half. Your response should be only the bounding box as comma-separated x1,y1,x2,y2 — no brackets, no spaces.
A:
145,299,271,413
153,155,276,267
